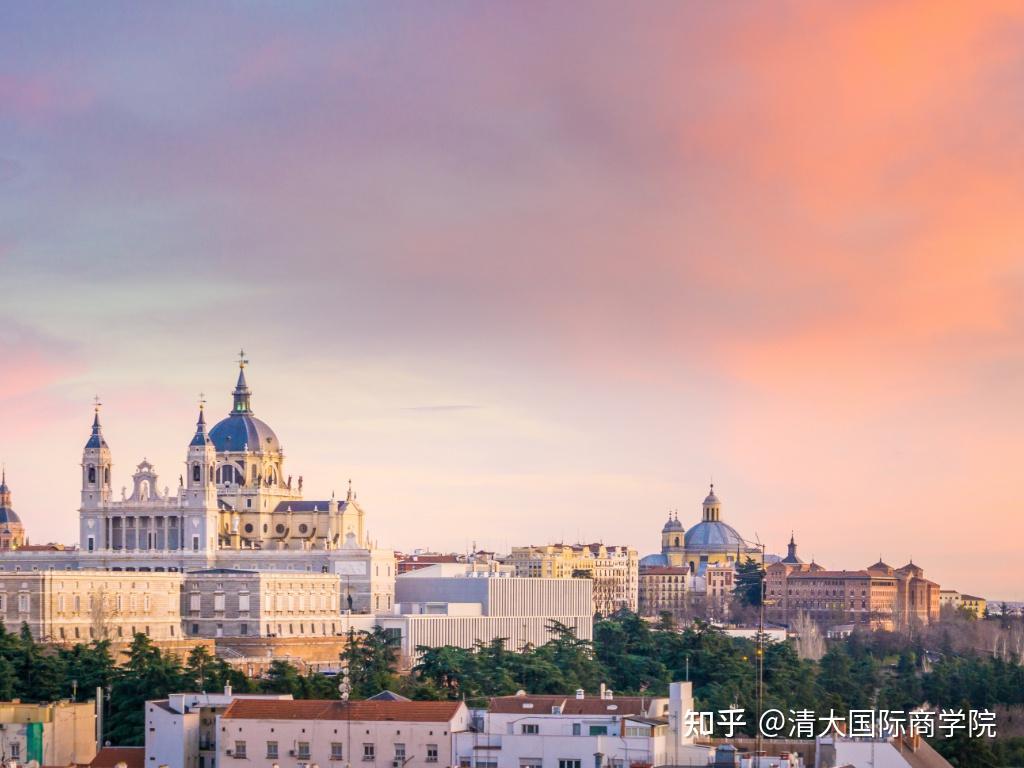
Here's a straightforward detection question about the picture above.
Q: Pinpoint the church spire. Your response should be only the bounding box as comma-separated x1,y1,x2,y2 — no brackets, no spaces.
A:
232,349,253,414
85,396,109,449
190,395,212,446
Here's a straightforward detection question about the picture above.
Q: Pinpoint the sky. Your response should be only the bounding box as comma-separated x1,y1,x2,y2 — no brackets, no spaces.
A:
2,2,1023,600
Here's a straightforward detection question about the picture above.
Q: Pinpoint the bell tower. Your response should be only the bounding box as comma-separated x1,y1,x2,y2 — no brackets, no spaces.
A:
702,483,721,522
184,397,219,554
81,398,112,510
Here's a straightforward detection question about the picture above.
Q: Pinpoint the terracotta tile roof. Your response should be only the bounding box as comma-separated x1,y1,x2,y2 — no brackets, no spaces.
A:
787,570,872,579
222,699,464,723
488,695,649,715
90,746,145,768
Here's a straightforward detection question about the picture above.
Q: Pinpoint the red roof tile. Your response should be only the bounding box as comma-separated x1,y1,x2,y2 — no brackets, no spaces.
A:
90,747,145,768
222,699,464,723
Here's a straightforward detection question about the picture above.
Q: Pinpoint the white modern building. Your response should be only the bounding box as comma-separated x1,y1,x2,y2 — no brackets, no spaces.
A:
145,687,294,768
454,683,710,768
375,564,594,663
217,698,470,768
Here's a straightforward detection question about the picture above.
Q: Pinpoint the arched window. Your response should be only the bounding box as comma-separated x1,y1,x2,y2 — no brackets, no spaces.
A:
674,536,680,547
88,466,96,483
192,463,201,482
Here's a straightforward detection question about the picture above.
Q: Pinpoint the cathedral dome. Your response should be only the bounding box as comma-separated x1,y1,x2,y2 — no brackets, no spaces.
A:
0,471,21,525
684,520,746,552
0,506,20,526
209,358,280,453
209,413,279,453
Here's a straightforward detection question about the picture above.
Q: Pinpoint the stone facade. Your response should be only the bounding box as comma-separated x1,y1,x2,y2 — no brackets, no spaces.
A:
0,570,182,642
182,568,344,639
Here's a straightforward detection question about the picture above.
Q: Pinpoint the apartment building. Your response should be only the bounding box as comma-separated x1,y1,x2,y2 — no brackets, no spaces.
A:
0,699,97,767
217,699,470,768
146,688,293,768
453,683,710,768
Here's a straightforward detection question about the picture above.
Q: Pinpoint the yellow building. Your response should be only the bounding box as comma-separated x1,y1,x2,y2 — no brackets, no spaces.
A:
0,699,97,766
960,594,987,619
504,543,638,615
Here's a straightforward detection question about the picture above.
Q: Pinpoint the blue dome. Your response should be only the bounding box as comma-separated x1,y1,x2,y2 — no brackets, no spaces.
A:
209,413,280,453
0,506,20,525
640,553,669,567
684,520,747,551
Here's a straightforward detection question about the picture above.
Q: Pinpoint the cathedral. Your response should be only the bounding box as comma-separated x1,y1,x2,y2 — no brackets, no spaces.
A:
1,357,396,612
79,358,367,556
641,484,762,574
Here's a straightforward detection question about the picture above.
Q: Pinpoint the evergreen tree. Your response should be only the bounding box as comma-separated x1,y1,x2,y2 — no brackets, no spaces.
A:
107,634,188,746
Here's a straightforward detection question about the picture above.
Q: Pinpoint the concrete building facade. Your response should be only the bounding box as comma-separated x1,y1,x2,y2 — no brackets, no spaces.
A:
0,699,97,767
504,543,638,616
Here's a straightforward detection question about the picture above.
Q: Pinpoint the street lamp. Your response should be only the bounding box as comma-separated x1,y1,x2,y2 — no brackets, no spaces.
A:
339,665,352,768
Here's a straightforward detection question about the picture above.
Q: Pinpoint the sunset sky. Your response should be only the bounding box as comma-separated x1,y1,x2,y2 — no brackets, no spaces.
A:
2,2,1023,599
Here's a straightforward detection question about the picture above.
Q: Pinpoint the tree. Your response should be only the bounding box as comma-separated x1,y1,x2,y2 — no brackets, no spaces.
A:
261,659,304,697
733,557,764,607
107,634,188,746
341,626,399,698
58,641,115,700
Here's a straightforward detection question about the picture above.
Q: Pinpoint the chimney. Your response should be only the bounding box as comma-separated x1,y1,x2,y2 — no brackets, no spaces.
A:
599,683,606,700
224,684,232,697
605,690,613,700
575,689,585,700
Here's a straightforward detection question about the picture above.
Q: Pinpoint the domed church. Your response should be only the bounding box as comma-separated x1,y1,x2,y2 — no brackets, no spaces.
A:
641,484,762,574
0,469,26,551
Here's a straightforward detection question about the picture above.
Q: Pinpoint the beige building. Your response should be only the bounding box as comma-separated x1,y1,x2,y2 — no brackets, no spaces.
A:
183,568,343,639
0,570,182,642
218,698,470,768
0,699,97,766
505,543,638,615
638,566,692,619
960,594,987,619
